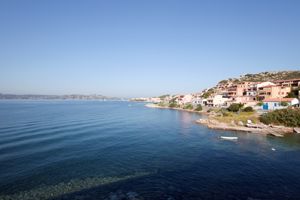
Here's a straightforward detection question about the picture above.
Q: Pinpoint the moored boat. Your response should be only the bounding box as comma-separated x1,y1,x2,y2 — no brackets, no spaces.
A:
220,136,238,140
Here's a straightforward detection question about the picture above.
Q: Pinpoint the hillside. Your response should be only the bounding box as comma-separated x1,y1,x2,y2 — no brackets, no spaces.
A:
200,70,300,98
218,70,300,85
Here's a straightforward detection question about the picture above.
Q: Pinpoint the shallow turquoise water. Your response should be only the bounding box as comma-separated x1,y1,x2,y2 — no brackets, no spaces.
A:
0,101,300,200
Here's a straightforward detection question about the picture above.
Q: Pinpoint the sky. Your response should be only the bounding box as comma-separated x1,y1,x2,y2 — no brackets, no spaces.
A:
0,0,299,98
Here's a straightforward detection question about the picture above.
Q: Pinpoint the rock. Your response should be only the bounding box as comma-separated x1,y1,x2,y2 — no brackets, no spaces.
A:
238,121,244,126
267,130,284,137
247,119,252,124
270,125,285,128
294,128,300,134
246,123,265,129
196,119,208,125
231,120,236,126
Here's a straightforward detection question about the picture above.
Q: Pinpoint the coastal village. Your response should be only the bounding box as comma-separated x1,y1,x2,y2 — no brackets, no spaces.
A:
133,74,300,110
132,71,300,137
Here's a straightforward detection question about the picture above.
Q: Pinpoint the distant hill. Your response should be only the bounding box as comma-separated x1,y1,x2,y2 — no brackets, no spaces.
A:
0,94,121,100
218,70,300,85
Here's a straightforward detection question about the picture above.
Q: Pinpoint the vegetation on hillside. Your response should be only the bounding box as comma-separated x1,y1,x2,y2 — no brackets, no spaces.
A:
217,70,300,85
201,88,215,98
259,108,300,127
206,71,300,99
241,71,300,82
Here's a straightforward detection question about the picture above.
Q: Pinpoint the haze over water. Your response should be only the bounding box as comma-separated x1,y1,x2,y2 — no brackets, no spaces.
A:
0,101,300,199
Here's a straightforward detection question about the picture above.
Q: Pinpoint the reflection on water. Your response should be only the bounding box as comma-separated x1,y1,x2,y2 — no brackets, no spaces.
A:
0,172,150,200
178,111,195,135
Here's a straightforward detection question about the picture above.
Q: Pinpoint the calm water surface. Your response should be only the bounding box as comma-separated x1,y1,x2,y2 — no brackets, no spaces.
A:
0,101,300,200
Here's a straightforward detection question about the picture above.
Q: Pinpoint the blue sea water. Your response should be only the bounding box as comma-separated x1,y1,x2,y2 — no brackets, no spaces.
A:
0,101,300,200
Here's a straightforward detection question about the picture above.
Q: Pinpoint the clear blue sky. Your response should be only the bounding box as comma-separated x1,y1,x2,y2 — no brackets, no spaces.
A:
0,0,299,98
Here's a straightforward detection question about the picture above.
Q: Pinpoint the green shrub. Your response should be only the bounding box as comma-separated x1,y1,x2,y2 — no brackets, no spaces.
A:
259,108,300,127
227,103,244,112
195,104,203,111
222,111,230,117
243,106,254,112
183,104,193,110
158,102,167,107
169,102,179,108
217,108,230,116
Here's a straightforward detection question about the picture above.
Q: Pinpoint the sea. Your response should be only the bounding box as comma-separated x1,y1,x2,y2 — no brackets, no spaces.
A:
0,100,300,200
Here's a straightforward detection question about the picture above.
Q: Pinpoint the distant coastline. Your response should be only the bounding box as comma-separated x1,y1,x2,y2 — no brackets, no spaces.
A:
0,93,123,101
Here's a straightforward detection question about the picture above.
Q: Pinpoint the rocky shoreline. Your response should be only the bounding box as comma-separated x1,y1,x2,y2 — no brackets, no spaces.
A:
195,118,294,137
146,103,297,137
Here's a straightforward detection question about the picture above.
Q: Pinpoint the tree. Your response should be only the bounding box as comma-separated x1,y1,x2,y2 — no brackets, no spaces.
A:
227,103,244,112
195,104,202,111
169,102,179,108
243,106,254,112
184,104,193,110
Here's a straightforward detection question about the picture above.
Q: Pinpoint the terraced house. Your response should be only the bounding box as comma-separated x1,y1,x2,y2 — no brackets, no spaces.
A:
211,78,300,108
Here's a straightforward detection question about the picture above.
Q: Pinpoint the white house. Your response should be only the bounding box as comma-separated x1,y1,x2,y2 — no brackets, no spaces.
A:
207,95,230,107
149,97,161,103
257,82,276,88
262,98,299,110
191,94,203,105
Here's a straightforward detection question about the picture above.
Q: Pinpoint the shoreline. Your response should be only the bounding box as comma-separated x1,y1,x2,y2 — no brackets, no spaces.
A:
195,118,294,137
145,103,294,137
145,103,207,115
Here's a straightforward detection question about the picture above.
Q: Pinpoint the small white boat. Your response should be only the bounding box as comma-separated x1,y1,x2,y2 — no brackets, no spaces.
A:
220,136,238,140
